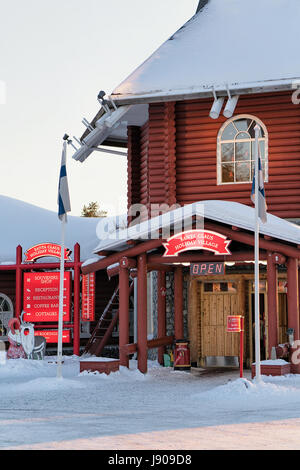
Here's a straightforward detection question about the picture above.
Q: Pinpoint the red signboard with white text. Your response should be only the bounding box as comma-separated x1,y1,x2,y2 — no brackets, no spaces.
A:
24,243,71,262
34,330,71,343
163,230,231,257
23,272,71,322
81,273,95,321
226,315,243,333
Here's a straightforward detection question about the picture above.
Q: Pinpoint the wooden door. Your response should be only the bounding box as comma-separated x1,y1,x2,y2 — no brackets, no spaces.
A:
200,283,240,358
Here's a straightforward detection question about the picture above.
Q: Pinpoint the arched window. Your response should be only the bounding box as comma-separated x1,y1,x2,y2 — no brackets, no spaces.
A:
0,293,14,338
217,115,268,185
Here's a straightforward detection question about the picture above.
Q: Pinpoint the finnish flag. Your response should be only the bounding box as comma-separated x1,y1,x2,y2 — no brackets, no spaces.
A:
58,141,71,221
251,150,267,224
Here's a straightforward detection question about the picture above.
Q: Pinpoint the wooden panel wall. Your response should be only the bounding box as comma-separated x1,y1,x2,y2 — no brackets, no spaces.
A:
127,91,300,219
175,92,300,219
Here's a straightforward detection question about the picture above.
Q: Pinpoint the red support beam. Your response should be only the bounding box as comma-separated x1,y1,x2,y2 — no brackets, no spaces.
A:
174,266,184,340
287,257,299,341
73,243,81,356
267,251,278,358
204,221,300,259
137,253,148,373
82,239,163,275
119,265,130,368
157,271,166,364
148,251,267,264
15,245,22,319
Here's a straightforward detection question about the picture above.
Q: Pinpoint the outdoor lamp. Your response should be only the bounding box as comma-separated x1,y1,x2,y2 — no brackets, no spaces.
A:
223,95,239,118
209,97,225,119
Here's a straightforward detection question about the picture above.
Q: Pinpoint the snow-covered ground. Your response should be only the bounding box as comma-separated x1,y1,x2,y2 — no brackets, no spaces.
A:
1,356,300,450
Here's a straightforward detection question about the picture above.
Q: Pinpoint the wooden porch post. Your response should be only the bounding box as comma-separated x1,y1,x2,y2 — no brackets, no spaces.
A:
157,271,166,365
174,266,184,340
267,252,278,358
287,257,299,341
119,265,130,368
15,245,22,319
137,253,148,373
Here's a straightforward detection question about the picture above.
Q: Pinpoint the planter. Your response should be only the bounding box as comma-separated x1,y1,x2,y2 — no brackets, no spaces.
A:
80,358,120,375
251,361,291,378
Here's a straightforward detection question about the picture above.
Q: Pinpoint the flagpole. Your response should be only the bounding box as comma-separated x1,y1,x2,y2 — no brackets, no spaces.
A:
56,137,71,379
57,213,66,379
254,124,261,382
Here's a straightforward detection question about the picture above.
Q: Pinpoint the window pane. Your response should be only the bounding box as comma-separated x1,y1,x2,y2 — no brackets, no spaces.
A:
222,163,234,182
236,162,251,182
235,142,250,161
222,122,236,140
248,121,264,138
234,119,252,132
236,132,250,140
221,142,234,162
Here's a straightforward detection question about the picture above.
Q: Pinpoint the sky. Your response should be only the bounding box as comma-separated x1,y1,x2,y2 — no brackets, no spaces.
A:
0,0,198,216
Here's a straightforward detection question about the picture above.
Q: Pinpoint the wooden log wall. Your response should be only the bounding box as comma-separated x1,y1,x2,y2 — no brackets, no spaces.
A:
127,91,300,219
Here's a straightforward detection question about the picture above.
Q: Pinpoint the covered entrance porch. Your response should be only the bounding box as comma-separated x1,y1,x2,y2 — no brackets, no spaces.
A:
81,201,300,374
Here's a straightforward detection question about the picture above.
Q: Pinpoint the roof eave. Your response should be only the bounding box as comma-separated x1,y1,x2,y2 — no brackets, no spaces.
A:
110,78,298,106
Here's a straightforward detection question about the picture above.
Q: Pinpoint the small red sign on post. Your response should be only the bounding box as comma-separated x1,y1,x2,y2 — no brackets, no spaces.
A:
227,315,242,333
227,315,244,378
81,273,95,321
23,271,71,322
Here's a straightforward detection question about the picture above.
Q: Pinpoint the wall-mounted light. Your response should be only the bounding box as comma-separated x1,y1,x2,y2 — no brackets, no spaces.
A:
223,95,239,118
209,97,225,119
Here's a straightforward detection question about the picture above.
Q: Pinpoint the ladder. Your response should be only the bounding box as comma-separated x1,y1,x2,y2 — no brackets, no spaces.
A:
83,280,134,357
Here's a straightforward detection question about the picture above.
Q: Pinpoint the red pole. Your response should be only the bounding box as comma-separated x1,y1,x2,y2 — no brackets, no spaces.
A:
267,251,278,358
15,245,22,319
287,257,299,341
174,266,184,340
137,253,148,373
73,243,81,356
157,271,166,365
119,265,129,368
240,317,244,378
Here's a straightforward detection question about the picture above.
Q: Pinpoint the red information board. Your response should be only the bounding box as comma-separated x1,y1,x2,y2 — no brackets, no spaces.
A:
34,330,71,343
227,315,242,332
81,273,95,321
23,272,71,322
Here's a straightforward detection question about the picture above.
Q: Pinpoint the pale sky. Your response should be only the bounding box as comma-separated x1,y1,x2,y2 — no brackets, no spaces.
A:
0,0,198,216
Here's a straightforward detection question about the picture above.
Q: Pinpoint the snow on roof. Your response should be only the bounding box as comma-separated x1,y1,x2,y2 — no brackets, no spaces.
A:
0,196,101,263
111,0,300,103
93,200,300,254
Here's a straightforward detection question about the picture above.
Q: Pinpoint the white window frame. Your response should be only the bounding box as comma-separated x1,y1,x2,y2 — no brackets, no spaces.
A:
217,114,269,185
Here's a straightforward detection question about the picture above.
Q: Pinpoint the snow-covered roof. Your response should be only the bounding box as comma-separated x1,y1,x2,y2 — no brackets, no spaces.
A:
111,0,300,104
72,0,300,162
0,196,102,263
93,200,300,254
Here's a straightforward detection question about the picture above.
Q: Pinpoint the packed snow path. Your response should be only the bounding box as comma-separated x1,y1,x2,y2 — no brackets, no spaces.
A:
1,357,300,449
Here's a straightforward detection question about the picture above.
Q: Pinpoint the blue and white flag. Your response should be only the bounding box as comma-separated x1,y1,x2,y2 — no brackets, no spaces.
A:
251,148,267,224
58,141,71,221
